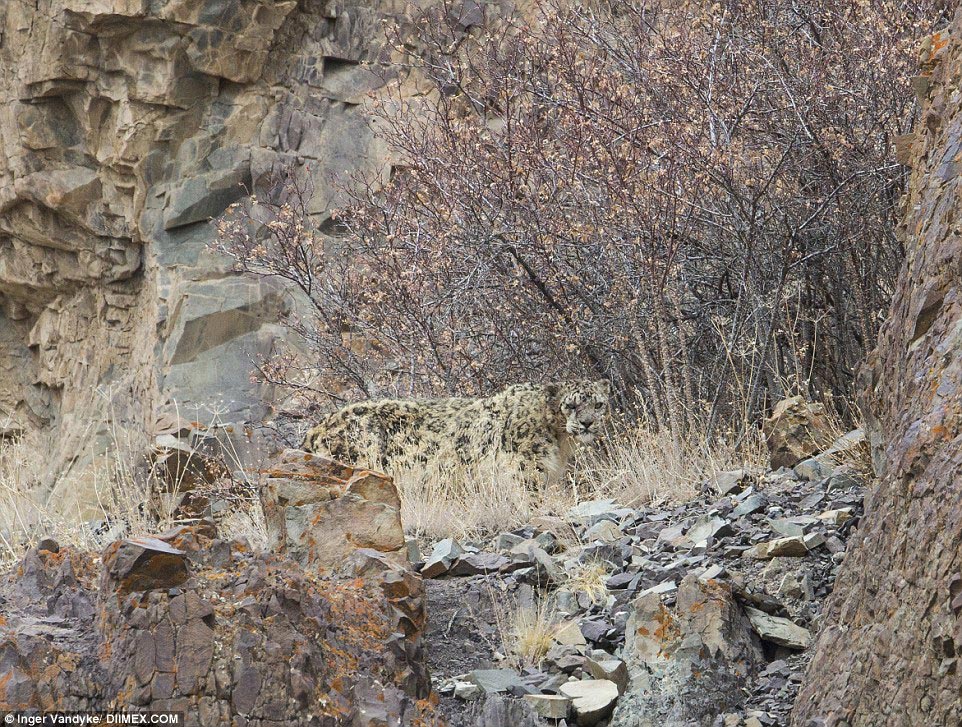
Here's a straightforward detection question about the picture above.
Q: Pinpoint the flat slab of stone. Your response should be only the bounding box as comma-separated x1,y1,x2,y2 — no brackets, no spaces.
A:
639,579,677,597
553,620,587,647
698,564,727,582
448,552,508,576
732,494,768,518
687,515,733,543
560,679,619,726
467,669,526,694
745,606,812,649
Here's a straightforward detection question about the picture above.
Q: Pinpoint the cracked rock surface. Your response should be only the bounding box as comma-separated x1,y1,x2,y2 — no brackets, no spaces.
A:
0,0,406,510
793,12,962,727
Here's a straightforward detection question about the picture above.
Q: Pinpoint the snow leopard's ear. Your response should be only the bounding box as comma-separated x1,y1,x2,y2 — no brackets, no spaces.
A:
546,382,561,405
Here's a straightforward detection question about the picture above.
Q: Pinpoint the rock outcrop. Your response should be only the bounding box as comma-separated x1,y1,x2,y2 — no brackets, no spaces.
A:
762,397,835,471
0,0,402,510
259,449,406,568
0,523,435,725
792,13,962,727
609,574,764,727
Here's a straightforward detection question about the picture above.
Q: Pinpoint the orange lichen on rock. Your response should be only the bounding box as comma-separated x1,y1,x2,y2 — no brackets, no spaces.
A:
0,514,430,724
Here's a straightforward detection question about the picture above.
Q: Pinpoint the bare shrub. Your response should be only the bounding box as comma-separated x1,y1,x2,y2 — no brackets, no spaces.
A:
218,0,950,439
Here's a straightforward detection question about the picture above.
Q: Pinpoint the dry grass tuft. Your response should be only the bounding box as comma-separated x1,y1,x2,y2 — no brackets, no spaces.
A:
574,417,766,509
510,599,560,668
0,431,156,566
395,457,579,542
396,419,766,541
218,501,270,551
815,397,872,478
0,404,271,568
565,560,610,606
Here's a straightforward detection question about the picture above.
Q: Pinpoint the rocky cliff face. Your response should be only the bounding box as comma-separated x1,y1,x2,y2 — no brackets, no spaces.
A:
793,11,962,726
0,0,398,512
0,457,434,725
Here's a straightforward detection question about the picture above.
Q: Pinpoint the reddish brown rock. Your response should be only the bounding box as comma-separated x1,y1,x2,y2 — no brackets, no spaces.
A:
260,449,405,571
101,537,190,595
762,396,835,470
0,526,435,726
793,14,962,727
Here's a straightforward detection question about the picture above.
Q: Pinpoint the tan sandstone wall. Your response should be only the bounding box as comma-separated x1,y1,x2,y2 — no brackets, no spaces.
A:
0,0,407,512
793,11,962,726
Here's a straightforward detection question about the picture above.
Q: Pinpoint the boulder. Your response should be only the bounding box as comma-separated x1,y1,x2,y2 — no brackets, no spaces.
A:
762,396,835,469
259,450,405,572
768,517,813,538
610,574,764,726
744,536,809,560
560,679,619,726
100,537,190,595
586,655,630,694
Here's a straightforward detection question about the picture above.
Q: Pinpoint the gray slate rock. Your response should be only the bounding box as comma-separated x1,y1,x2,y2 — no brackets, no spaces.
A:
744,607,812,650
